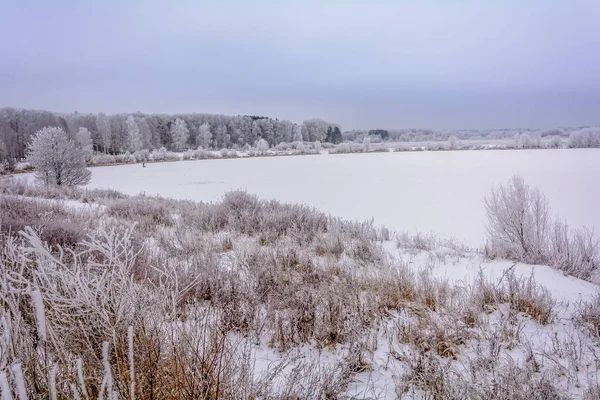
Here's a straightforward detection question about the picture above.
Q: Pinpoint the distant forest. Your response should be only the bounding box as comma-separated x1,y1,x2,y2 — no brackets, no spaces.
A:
1,107,598,168
0,108,342,165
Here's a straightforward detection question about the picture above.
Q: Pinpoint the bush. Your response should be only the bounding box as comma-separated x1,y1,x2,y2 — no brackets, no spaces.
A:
485,176,550,263
485,176,599,282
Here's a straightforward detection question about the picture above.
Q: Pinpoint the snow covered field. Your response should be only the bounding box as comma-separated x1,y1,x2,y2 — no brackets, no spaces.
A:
3,168,600,398
81,149,600,247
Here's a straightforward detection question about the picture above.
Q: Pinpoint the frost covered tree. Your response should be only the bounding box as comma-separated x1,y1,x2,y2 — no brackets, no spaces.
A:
548,135,562,148
137,117,153,149
448,135,459,150
363,136,371,152
170,118,189,151
568,128,600,148
196,122,212,149
292,126,303,142
255,138,269,155
301,118,329,142
95,112,111,153
76,127,94,162
126,115,142,152
518,133,534,149
26,127,91,186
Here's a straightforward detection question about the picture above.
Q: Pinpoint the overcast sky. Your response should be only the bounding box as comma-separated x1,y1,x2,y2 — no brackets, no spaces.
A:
1,0,599,130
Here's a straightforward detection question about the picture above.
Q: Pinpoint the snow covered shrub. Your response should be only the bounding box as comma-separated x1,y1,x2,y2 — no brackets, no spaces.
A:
313,141,322,153
549,221,599,281
576,292,600,339
108,196,174,227
485,175,550,264
517,133,535,149
472,268,556,325
182,149,195,160
194,147,215,159
569,128,600,148
162,151,181,162
331,142,351,153
426,141,442,151
448,135,460,150
220,148,237,157
151,147,168,161
254,138,269,155
486,175,599,282
274,142,288,151
362,136,370,152
0,197,89,251
90,153,117,165
548,135,562,148
127,151,137,163
133,149,150,162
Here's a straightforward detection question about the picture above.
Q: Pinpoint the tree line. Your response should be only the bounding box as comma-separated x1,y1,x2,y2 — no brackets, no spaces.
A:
0,107,342,168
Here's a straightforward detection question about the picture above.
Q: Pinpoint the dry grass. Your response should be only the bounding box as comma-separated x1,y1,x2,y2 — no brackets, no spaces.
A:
0,180,597,399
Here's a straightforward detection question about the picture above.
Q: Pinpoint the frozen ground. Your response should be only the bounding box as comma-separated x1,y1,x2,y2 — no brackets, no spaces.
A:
74,149,600,247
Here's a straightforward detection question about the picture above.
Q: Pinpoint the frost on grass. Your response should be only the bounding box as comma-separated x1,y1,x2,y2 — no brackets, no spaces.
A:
0,180,599,399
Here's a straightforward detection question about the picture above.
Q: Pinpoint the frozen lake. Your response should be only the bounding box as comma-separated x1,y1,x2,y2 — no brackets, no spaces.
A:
84,149,600,247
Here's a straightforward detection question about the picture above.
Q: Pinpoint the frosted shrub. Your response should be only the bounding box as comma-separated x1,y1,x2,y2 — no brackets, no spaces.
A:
549,222,599,281
220,148,236,157
448,135,459,150
486,176,599,282
362,136,370,152
314,140,321,153
254,139,269,155
576,292,600,339
569,128,600,148
548,135,562,148
485,175,550,263
127,151,136,163
163,151,181,162
90,153,117,165
133,149,150,162
0,196,86,247
518,133,535,149
194,147,215,159
333,142,350,153
151,147,167,161
182,149,195,160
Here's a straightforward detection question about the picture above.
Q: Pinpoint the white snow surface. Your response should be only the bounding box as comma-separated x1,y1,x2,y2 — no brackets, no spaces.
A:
78,149,600,247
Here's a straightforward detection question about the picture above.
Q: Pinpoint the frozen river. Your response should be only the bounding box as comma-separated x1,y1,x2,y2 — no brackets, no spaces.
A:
84,149,600,247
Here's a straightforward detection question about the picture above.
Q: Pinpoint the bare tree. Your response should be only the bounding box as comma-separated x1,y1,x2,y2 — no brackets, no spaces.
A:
484,175,550,263
27,126,91,186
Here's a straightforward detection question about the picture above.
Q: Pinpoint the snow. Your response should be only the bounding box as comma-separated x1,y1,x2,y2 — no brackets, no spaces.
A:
80,149,600,247
11,149,600,398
